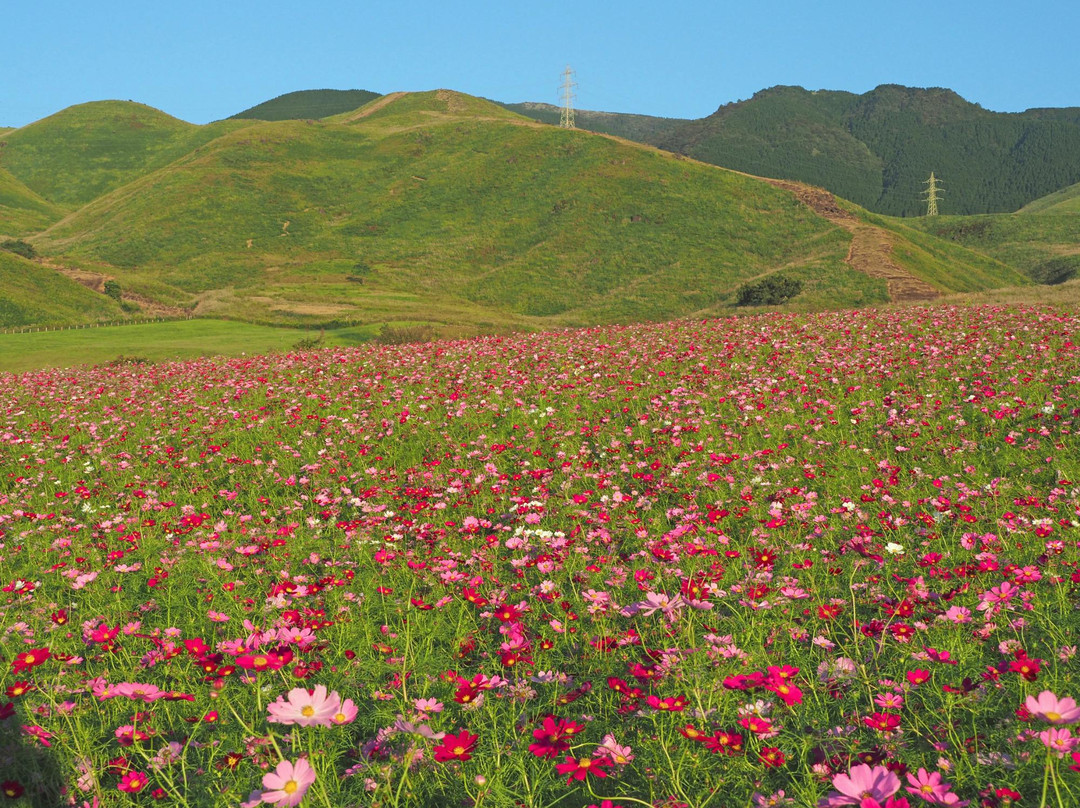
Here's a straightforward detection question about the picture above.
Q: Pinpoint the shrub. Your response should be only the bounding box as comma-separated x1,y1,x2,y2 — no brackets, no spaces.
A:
374,324,437,345
0,239,36,259
735,274,803,306
292,331,326,351
104,280,123,300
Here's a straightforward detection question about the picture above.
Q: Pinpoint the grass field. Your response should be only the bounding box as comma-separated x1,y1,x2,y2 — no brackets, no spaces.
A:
0,318,393,373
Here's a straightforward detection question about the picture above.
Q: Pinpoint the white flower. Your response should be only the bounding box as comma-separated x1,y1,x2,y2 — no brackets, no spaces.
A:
885,542,905,555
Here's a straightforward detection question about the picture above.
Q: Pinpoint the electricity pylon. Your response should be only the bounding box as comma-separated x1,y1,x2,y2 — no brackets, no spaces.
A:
559,66,576,129
922,172,943,216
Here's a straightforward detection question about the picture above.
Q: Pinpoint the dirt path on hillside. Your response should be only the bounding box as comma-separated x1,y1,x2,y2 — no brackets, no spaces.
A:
765,180,940,302
35,259,189,318
343,92,408,122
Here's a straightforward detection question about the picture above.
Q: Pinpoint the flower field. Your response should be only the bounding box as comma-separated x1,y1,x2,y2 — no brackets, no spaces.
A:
0,304,1078,808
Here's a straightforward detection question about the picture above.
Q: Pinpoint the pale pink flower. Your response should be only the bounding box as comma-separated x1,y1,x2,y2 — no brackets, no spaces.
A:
267,685,341,728
818,763,900,806
905,768,968,805
261,758,316,806
1025,691,1080,725
1039,727,1079,757
330,697,358,726
114,682,164,702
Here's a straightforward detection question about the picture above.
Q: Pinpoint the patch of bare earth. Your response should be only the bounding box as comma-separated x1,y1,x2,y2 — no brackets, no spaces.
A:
766,180,939,302
35,259,189,317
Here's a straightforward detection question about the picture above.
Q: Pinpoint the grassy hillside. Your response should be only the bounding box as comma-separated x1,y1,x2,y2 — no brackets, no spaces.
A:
500,102,684,143
0,101,254,206
0,251,122,327
0,165,66,236
9,90,1032,334
34,90,893,328
512,85,1080,217
230,89,382,121
911,212,1080,285
1018,181,1080,214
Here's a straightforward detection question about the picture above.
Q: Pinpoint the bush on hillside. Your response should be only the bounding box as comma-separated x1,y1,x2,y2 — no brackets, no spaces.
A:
735,275,803,306
375,324,437,345
1,239,36,260
104,280,123,300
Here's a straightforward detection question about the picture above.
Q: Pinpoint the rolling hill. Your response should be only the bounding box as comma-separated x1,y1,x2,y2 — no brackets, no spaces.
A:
0,101,254,206
0,165,66,236
509,85,1080,217
1018,180,1080,215
16,90,1023,332
230,89,382,121
0,250,122,327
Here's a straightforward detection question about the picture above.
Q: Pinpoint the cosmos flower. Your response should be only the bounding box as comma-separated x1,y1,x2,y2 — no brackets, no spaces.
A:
266,685,342,728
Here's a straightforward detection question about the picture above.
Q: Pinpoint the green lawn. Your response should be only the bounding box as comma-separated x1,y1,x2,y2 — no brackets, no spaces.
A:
0,319,385,373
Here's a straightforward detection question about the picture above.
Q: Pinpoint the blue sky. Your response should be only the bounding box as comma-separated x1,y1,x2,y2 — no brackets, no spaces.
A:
5,0,1079,127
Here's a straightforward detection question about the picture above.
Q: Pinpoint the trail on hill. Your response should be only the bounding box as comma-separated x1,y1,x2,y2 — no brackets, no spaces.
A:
35,259,189,318
343,92,408,122
766,180,940,302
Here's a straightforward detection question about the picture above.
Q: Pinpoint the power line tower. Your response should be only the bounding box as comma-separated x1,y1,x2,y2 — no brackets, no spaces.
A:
559,65,576,129
922,172,943,216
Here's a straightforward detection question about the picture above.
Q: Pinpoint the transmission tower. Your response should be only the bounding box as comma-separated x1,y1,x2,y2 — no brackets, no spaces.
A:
559,66,576,129
922,172,943,216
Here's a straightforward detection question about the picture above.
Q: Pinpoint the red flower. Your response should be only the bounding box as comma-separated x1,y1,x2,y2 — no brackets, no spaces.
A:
1,781,23,799
759,747,785,768
646,694,687,712
906,669,931,686
5,682,33,699
11,648,49,674
118,770,149,793
864,712,902,733
236,650,291,672
702,730,744,755
433,729,479,762
528,716,584,758
554,755,611,784
1009,657,1041,682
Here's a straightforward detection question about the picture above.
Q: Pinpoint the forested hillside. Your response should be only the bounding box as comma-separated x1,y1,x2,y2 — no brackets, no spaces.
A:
510,84,1080,216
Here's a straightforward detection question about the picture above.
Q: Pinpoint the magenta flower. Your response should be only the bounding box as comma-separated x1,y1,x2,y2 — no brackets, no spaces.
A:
260,758,316,806
818,763,901,807
1024,691,1080,725
266,685,341,728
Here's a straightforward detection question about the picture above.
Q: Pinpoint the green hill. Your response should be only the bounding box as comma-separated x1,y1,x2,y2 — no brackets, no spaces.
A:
230,89,382,121
1018,181,1080,215
0,251,122,327
511,85,1080,217
0,165,66,236
912,211,1080,285
0,101,254,206
500,102,683,143
26,90,1026,332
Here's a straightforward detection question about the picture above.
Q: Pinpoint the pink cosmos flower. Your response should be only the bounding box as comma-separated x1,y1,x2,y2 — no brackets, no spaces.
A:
818,763,901,807
267,685,341,728
260,758,316,807
1039,727,1079,758
1024,691,1080,725
329,697,358,726
905,768,968,805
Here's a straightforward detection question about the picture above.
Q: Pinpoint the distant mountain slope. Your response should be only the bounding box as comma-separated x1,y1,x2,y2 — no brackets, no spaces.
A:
27,90,1027,333
0,251,122,327
0,165,66,236
0,101,254,206
230,89,382,121
510,85,1080,216
499,102,683,143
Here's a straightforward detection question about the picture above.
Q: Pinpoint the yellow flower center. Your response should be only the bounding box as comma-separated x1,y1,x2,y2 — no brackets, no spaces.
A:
453,746,466,755
254,657,268,667
301,705,315,717
1045,711,1061,721
283,780,298,795
333,713,346,723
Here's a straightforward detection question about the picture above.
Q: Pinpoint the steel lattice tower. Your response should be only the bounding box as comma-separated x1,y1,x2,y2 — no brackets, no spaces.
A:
559,66,576,129
922,172,943,216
